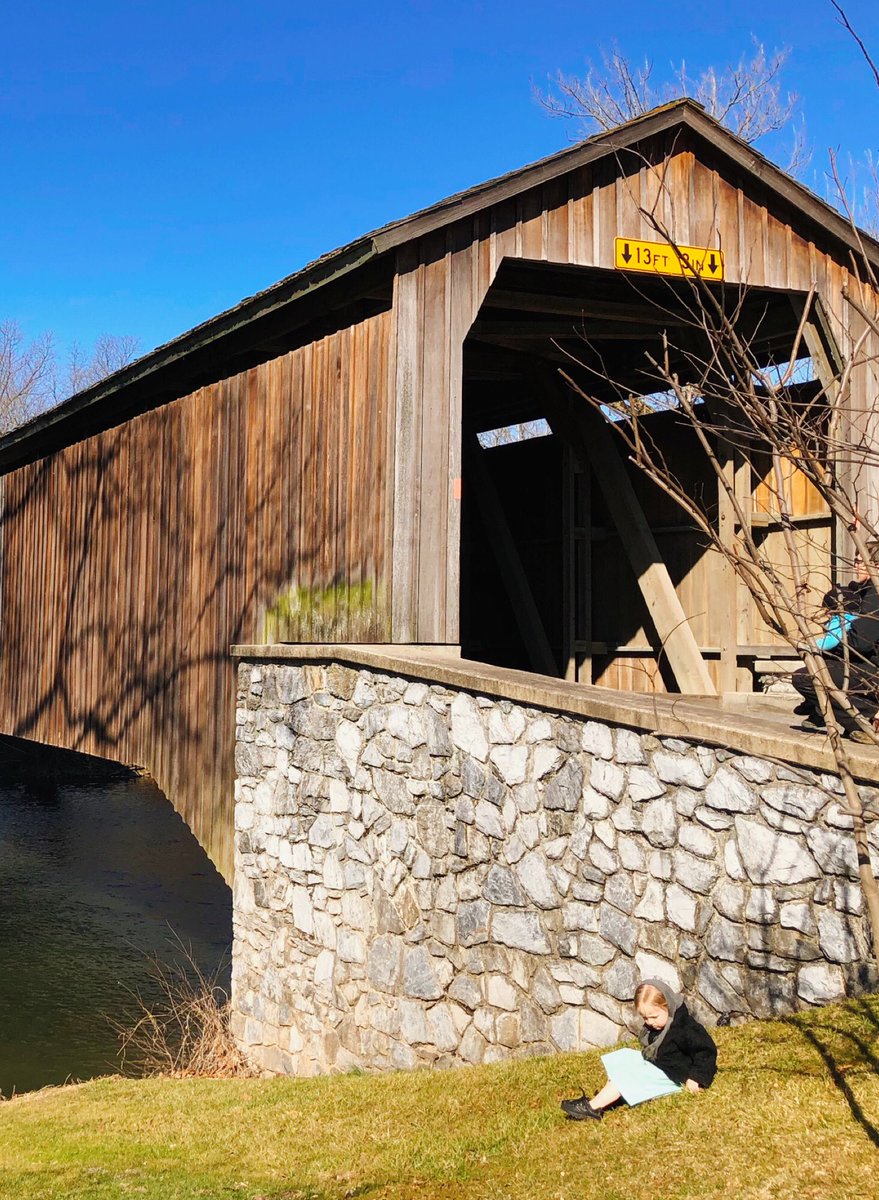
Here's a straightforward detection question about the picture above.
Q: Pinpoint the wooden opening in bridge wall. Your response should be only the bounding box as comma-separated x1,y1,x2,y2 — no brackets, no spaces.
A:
458,259,836,697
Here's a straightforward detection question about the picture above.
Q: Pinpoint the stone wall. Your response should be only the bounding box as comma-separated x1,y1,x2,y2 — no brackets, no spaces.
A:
231,657,877,1076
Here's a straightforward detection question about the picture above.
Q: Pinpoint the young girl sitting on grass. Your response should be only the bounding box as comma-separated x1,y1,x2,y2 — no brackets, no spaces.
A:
561,978,718,1121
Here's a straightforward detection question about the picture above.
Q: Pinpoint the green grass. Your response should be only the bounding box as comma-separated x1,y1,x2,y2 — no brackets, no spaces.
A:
2,997,879,1200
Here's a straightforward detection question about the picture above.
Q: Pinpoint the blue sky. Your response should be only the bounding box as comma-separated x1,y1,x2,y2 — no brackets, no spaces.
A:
3,0,878,363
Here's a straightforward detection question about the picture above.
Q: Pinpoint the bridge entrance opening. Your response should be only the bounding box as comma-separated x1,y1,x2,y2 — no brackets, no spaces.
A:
459,259,836,698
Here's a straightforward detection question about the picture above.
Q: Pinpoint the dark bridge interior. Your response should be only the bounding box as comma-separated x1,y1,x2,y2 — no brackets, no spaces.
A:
459,259,831,695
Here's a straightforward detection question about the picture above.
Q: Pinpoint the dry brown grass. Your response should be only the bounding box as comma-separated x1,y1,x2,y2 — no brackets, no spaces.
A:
115,953,254,1080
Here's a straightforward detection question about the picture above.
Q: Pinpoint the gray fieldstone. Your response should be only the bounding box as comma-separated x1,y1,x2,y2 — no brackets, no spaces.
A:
731,755,774,784
816,909,863,963
424,708,453,757
653,751,708,789
705,915,746,962
490,744,528,786
591,759,626,801
588,840,619,876
599,903,638,955
674,849,719,895
515,850,559,909
694,806,733,831
414,801,449,857
798,963,847,1004
614,728,646,765
582,721,614,759
578,933,617,966
627,767,666,803
761,784,827,822
233,658,876,1076
648,850,673,881
779,901,815,935
488,705,526,745
474,801,504,840
673,788,700,818
491,911,551,954
735,818,821,885
712,881,745,923
704,767,756,814
544,760,584,811
426,1004,459,1052
525,717,553,743
307,813,338,849
642,798,678,849
806,827,859,879
633,878,665,922
532,744,562,780
483,864,527,907
403,946,444,1000
697,960,745,1015
592,819,616,849
450,694,489,762
586,990,631,1028
618,835,647,872
634,951,681,992
678,824,717,859
665,883,699,932
487,974,518,1010
604,955,639,1000
448,974,482,1011
456,900,490,947
562,901,599,932
745,888,778,925
581,1009,624,1047
611,805,641,834
604,873,636,914
581,788,611,820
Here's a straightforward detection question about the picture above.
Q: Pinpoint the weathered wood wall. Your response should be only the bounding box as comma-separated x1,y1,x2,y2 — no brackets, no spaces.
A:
392,132,879,650
0,312,392,877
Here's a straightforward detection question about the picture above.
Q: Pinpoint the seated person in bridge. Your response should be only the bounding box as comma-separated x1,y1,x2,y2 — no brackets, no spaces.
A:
792,543,879,742
560,979,717,1122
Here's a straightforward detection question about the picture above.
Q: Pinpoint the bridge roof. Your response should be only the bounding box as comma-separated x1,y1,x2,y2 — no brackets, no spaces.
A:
2,98,878,472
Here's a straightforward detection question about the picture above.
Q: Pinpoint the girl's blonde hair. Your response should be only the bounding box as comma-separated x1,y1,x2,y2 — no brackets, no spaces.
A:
634,983,668,1012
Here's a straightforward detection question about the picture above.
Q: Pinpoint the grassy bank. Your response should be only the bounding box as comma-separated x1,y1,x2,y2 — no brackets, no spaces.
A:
2,997,878,1200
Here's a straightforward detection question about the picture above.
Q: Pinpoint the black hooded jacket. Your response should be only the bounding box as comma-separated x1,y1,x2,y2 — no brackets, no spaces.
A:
642,1003,718,1088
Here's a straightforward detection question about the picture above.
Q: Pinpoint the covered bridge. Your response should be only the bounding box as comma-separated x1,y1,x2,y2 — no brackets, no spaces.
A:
2,100,878,878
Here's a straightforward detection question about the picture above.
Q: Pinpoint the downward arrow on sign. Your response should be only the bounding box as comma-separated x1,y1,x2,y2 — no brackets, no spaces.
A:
621,243,632,263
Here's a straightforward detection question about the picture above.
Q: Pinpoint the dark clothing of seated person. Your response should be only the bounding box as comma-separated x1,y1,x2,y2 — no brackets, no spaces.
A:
792,555,879,737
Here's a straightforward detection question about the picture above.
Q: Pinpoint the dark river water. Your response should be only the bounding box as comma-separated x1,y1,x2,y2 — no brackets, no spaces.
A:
0,743,232,1096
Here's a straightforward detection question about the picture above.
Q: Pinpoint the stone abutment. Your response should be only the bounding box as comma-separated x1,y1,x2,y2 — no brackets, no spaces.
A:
231,649,877,1076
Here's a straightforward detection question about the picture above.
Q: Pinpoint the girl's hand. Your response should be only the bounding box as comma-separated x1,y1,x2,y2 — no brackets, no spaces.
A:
684,1079,701,1094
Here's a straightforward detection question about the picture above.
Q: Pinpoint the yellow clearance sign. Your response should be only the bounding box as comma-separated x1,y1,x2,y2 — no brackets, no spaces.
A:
614,237,724,281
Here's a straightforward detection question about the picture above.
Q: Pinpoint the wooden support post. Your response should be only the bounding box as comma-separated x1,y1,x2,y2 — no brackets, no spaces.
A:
797,296,847,574
463,435,558,678
561,449,593,683
544,388,715,696
717,438,739,695
734,451,754,688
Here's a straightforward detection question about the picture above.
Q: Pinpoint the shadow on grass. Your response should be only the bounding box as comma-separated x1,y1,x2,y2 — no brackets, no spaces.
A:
785,1010,879,1149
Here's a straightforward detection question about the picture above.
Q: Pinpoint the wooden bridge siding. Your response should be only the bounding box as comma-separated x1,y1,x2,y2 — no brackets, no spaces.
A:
0,311,392,876
392,137,871,670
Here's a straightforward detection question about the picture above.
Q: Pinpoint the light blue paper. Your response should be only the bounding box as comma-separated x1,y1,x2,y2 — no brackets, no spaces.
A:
601,1047,682,1106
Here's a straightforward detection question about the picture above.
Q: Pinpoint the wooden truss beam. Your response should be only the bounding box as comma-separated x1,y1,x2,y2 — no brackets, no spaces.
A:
535,366,716,695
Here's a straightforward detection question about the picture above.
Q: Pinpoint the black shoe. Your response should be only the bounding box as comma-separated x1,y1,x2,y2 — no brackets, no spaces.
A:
561,1093,603,1121
792,700,813,717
